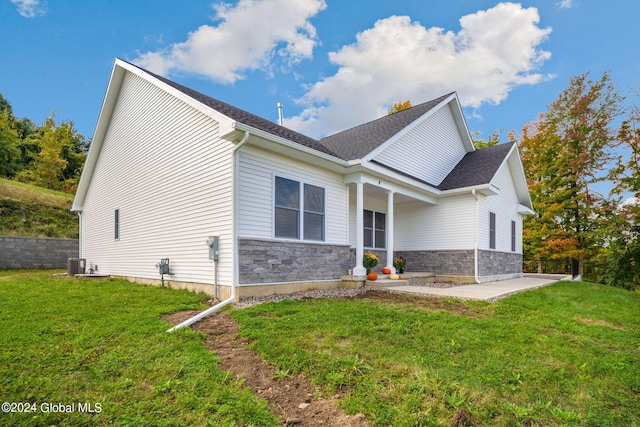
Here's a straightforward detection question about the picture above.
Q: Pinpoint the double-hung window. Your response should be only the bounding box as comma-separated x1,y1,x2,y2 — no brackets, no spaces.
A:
364,210,386,249
274,176,325,241
303,183,325,241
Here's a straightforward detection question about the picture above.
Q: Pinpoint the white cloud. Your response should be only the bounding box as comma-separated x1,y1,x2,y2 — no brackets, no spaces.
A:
558,0,574,9
622,196,638,207
11,0,47,18
287,2,552,137
133,0,326,83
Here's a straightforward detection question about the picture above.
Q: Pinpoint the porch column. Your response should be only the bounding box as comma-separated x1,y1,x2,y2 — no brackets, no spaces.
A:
353,182,367,276
386,190,396,274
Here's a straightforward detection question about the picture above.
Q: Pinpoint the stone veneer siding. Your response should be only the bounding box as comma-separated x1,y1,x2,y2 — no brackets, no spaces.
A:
238,238,353,284
395,250,522,277
396,250,475,276
0,236,79,269
478,250,522,276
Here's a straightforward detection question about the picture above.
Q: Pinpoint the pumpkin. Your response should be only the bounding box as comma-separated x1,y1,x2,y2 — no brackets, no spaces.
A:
389,274,399,280
367,272,378,281
381,267,391,274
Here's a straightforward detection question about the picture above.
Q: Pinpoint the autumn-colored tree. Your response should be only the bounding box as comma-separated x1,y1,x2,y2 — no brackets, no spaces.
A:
388,100,412,115
519,72,623,277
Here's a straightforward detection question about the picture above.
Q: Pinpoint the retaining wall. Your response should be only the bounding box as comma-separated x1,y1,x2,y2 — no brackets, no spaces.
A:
0,236,78,269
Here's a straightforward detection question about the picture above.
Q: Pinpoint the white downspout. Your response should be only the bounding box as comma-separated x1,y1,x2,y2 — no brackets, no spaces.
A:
167,130,250,332
472,189,480,284
78,212,82,258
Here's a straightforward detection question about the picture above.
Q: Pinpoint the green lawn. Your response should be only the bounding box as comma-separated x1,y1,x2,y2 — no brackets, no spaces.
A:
0,270,278,426
1,271,638,426
232,282,640,426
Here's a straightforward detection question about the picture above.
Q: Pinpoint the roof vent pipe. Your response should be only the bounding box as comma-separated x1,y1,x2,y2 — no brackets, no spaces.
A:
277,102,283,126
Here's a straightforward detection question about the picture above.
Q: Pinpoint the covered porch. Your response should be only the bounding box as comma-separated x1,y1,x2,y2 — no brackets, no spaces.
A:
345,172,437,276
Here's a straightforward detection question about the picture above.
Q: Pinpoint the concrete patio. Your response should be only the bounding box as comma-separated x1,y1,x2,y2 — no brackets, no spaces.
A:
374,274,571,301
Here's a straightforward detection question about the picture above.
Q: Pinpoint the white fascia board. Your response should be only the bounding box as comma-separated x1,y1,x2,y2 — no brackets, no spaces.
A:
116,59,236,134
517,203,535,215
344,171,438,205
505,144,533,210
362,93,458,162
448,93,476,153
486,143,533,211
72,59,238,211
440,184,499,197
72,61,127,212
362,158,442,193
232,122,354,168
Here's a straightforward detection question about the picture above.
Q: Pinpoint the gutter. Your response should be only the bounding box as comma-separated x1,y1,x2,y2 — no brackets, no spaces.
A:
232,122,357,167
472,189,480,284
167,130,250,332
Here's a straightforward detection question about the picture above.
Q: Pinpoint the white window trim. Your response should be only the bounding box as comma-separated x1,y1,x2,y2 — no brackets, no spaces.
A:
364,209,386,250
273,175,326,242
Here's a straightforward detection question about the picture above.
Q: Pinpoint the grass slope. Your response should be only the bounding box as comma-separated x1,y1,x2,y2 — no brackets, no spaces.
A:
0,270,278,426
0,178,78,238
232,282,640,426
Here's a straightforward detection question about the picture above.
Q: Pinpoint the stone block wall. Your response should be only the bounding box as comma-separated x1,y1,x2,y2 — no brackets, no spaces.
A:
0,236,79,269
478,250,522,276
238,238,353,284
394,249,522,277
238,240,523,284
396,250,475,276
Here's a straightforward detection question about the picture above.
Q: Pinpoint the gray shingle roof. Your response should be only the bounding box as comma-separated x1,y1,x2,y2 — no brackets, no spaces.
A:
128,61,513,192
318,93,453,160
127,60,340,157
437,141,515,190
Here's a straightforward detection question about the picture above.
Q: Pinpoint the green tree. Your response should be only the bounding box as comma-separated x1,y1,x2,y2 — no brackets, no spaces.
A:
604,90,640,289
0,111,22,176
16,114,87,192
519,72,623,278
0,93,14,116
388,100,412,115
472,129,503,149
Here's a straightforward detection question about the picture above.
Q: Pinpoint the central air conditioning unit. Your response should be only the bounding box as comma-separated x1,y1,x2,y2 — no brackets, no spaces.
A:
68,258,86,276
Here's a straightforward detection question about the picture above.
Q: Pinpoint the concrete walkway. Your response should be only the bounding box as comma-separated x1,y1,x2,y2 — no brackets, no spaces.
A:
381,274,571,301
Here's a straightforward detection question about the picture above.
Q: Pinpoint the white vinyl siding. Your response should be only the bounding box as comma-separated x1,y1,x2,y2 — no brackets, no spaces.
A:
394,194,476,251
479,163,523,253
237,146,348,244
80,71,234,285
373,105,468,186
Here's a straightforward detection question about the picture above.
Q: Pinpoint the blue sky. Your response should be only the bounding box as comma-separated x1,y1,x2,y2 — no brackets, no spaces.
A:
2,0,639,159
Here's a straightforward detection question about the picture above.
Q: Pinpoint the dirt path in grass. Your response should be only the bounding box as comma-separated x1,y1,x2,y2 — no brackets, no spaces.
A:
162,309,369,426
